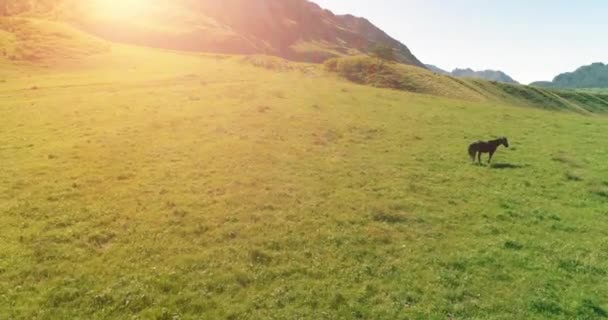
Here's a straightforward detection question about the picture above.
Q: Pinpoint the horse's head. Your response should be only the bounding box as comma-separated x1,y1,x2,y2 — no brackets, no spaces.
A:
501,137,509,148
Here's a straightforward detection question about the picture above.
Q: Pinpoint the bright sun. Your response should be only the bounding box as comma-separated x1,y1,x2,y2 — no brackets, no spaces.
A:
90,0,151,19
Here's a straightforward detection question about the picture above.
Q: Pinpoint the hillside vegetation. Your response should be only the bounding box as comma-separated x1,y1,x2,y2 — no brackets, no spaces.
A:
0,17,108,62
578,88,608,94
327,56,608,113
0,0,63,16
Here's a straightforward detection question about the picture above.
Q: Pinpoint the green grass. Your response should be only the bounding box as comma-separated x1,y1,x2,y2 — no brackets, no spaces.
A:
577,88,608,94
2,41,608,319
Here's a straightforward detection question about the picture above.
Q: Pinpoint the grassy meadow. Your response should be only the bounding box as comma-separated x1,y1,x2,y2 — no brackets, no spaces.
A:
2,43,608,319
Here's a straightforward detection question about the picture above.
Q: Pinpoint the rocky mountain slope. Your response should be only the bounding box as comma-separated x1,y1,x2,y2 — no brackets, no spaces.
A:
1,0,425,66
426,64,518,84
531,62,608,88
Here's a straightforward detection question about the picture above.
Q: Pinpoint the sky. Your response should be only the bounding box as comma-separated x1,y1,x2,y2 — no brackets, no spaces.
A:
314,0,608,84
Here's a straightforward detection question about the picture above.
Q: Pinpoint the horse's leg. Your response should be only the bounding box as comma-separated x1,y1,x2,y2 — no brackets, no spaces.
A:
477,152,482,165
489,151,494,164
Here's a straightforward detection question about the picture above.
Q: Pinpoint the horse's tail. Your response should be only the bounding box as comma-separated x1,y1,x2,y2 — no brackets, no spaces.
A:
468,144,477,161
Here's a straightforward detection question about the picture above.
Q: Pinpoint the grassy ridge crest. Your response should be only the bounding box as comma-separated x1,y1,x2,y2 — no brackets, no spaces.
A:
325,56,608,113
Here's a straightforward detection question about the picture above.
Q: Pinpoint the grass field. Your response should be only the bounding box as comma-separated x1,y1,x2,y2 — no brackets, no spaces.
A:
578,88,608,95
2,42,608,319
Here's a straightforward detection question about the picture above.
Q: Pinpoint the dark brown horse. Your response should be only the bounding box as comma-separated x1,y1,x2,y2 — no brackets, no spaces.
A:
468,137,509,164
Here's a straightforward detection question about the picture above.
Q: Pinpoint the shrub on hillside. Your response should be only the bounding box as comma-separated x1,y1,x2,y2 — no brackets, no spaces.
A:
370,43,396,62
241,55,294,71
241,55,314,74
324,56,404,89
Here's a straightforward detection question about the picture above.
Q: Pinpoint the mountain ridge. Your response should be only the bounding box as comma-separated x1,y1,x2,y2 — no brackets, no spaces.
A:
531,62,608,89
1,0,425,67
426,64,518,84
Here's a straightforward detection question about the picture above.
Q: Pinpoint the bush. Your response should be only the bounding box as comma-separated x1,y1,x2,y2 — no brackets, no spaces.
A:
324,56,405,89
370,43,395,62
323,58,338,72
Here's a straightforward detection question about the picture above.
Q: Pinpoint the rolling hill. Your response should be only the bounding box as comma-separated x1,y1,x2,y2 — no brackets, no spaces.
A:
1,12,607,114
330,56,608,113
426,64,518,84
0,17,109,63
531,62,608,89
1,0,425,66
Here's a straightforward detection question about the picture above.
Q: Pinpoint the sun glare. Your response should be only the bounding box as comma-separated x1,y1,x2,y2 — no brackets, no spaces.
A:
91,0,150,19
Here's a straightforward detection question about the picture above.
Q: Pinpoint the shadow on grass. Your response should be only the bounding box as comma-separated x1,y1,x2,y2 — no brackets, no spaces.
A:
490,163,527,170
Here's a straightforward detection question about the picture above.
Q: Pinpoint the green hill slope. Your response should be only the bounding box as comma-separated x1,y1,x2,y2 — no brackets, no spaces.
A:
327,56,608,113
0,17,108,63
2,15,607,115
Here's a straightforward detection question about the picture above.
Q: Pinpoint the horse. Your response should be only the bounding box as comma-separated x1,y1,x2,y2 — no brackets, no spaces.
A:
468,137,509,164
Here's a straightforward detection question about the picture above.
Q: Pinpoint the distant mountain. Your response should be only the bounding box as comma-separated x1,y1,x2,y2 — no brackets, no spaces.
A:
1,0,425,67
425,64,518,84
452,68,518,84
531,63,608,89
